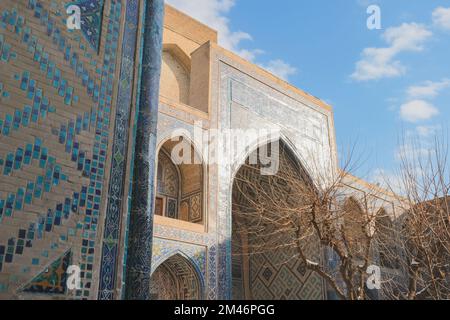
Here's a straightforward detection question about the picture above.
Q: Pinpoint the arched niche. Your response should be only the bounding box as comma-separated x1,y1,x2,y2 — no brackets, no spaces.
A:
155,137,204,224
150,253,203,300
341,197,367,257
160,44,191,105
374,209,398,269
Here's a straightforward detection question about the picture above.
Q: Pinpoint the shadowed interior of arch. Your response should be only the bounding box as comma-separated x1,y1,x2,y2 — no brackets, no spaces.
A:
231,140,325,300
150,253,203,300
155,137,204,224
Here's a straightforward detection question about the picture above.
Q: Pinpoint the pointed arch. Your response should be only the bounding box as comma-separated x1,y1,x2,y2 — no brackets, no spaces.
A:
374,208,398,269
230,134,316,189
150,253,203,300
163,44,191,73
375,208,393,232
160,44,191,105
341,196,369,259
155,136,205,224
343,197,364,214
231,138,325,300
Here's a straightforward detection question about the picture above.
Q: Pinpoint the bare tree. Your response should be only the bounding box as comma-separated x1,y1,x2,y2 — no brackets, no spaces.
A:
232,143,396,300
380,136,450,300
232,134,449,300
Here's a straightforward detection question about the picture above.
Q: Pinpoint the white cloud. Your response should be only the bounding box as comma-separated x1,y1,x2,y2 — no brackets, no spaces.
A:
398,79,447,124
260,59,298,81
432,7,450,30
166,0,297,81
351,23,432,81
407,79,450,99
238,48,264,62
395,143,433,162
415,125,441,138
383,23,431,51
399,99,439,123
166,0,249,53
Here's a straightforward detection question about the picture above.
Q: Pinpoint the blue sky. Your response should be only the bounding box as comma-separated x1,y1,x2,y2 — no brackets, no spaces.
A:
167,0,450,185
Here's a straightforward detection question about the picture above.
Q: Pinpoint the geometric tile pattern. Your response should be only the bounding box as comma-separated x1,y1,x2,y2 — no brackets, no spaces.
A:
0,0,331,302
152,220,218,300
0,0,217,301
149,262,178,300
122,0,164,300
166,198,177,219
231,143,326,300
159,151,179,198
20,250,72,295
97,0,141,300
152,238,206,280
156,151,180,218
150,253,202,300
189,193,202,223
297,272,324,300
0,0,135,300
247,237,325,300
66,1,105,52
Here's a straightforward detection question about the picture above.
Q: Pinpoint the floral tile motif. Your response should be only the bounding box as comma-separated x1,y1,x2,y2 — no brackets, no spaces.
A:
67,0,105,52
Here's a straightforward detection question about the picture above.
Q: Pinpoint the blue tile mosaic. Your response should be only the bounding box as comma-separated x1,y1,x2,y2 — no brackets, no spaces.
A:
68,0,105,52
0,0,149,300
0,200,5,220
20,251,72,295
1,3,103,108
0,0,115,296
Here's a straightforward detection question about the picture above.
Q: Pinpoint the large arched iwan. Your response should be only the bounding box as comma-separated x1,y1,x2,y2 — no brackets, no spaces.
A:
231,140,326,300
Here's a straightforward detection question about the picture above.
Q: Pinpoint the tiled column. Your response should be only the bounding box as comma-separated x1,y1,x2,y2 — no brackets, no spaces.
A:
125,0,164,300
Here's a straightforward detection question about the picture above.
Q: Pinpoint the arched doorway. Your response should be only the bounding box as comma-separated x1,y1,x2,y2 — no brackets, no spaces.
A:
150,253,203,300
231,140,325,300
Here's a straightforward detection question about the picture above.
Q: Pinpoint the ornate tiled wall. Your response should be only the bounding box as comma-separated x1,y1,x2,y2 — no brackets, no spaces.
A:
152,238,206,281
154,45,336,300
151,237,206,300
210,55,336,299
155,112,219,300
248,243,324,300
152,224,218,300
0,0,346,301
0,0,141,299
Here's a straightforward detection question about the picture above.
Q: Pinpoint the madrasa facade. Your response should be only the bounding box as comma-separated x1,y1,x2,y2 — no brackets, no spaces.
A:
0,1,400,300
